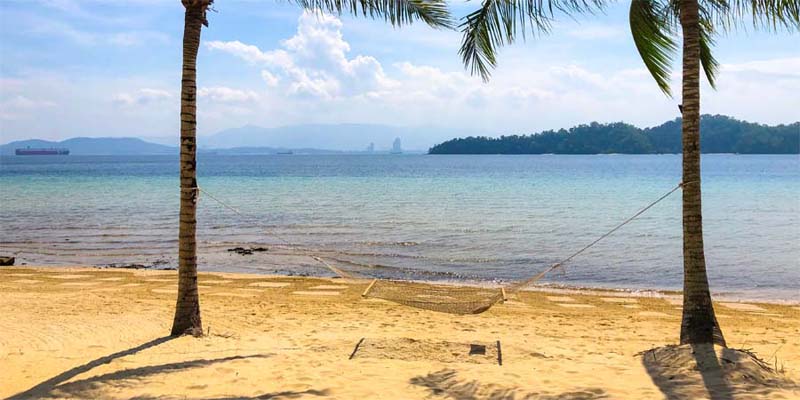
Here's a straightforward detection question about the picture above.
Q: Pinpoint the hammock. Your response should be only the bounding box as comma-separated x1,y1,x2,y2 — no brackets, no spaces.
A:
198,182,688,315
363,279,507,315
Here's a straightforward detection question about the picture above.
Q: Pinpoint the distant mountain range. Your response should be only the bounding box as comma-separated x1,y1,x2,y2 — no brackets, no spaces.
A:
3,117,797,156
2,123,478,155
429,115,799,155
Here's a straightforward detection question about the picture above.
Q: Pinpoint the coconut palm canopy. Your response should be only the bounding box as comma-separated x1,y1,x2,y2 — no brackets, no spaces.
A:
460,0,800,91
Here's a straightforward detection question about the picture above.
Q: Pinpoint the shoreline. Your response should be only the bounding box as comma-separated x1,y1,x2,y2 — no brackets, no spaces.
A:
8,263,800,306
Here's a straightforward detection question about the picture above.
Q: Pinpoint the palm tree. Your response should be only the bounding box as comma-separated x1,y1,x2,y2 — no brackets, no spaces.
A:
628,0,798,346
172,0,452,336
458,0,799,345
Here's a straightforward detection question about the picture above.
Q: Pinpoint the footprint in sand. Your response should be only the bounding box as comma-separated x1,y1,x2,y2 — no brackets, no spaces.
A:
547,296,576,302
249,282,291,288
719,302,766,312
292,291,341,296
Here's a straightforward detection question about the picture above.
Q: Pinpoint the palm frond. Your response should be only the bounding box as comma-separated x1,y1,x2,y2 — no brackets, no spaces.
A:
294,0,453,29
459,0,606,81
698,15,720,88
702,0,800,32
629,0,678,95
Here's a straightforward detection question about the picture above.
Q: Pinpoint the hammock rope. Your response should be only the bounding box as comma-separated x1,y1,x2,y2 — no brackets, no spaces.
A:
195,181,691,314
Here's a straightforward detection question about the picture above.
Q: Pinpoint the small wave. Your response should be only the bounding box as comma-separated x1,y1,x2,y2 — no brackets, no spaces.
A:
354,241,419,247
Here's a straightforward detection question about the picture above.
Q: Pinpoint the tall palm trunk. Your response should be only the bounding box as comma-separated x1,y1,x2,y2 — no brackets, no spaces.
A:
171,2,206,336
678,0,725,346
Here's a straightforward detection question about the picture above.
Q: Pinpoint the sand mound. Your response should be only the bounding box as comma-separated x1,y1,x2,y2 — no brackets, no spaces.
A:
639,344,797,399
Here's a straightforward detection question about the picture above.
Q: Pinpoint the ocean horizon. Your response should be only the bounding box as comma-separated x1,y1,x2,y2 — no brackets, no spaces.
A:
1,153,798,301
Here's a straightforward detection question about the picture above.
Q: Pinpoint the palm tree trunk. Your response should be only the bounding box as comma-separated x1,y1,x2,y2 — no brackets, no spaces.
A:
171,2,206,337
678,0,725,347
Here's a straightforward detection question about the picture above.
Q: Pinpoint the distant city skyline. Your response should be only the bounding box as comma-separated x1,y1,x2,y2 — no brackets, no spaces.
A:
1,1,798,143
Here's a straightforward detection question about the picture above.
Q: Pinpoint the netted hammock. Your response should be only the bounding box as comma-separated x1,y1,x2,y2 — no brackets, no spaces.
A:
355,255,556,314
198,182,687,315
363,279,507,314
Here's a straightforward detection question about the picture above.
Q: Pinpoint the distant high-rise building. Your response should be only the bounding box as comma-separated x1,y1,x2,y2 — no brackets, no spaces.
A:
367,142,375,153
391,137,402,154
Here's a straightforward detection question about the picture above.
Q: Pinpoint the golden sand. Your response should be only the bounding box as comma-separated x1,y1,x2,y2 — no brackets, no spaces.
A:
1,267,798,399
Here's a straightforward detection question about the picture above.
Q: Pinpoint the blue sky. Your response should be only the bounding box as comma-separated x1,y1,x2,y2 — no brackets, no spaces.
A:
0,0,798,143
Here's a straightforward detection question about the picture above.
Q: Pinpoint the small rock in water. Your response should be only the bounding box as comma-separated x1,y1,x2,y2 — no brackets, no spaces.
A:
227,246,269,255
102,262,176,271
0,256,15,266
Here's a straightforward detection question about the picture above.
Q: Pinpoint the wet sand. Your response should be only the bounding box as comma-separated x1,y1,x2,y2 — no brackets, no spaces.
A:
1,266,798,399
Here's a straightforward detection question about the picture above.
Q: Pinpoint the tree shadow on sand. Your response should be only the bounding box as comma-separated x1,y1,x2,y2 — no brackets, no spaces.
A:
640,343,799,400
8,336,275,399
9,336,176,399
410,369,608,400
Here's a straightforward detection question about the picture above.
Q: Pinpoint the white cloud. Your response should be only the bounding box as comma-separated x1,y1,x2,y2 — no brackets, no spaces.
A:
205,41,278,65
261,71,279,87
720,57,800,77
113,88,172,106
206,11,396,100
198,87,260,103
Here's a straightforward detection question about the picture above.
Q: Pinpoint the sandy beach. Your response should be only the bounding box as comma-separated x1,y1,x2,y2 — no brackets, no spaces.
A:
1,266,798,399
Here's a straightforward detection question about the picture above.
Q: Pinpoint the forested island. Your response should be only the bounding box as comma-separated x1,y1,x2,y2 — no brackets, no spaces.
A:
429,115,799,154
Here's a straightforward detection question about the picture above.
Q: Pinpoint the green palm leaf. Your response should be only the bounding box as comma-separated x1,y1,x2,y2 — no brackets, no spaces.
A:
293,0,454,29
698,15,720,88
702,0,800,31
629,0,678,95
459,0,605,81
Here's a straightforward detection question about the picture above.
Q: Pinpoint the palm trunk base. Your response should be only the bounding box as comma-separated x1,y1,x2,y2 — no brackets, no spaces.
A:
680,305,726,347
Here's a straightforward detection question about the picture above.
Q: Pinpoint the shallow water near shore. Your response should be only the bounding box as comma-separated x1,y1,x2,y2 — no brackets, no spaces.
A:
1,154,798,301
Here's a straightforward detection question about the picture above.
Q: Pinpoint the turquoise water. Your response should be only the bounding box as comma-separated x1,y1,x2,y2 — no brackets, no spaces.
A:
1,154,798,300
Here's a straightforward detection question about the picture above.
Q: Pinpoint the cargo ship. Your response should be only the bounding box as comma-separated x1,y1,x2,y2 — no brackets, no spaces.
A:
15,147,70,155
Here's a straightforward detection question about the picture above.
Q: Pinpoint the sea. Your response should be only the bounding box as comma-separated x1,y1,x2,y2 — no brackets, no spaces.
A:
1,154,798,301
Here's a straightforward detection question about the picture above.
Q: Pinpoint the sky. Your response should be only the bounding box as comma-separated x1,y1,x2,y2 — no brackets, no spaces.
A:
0,0,798,144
